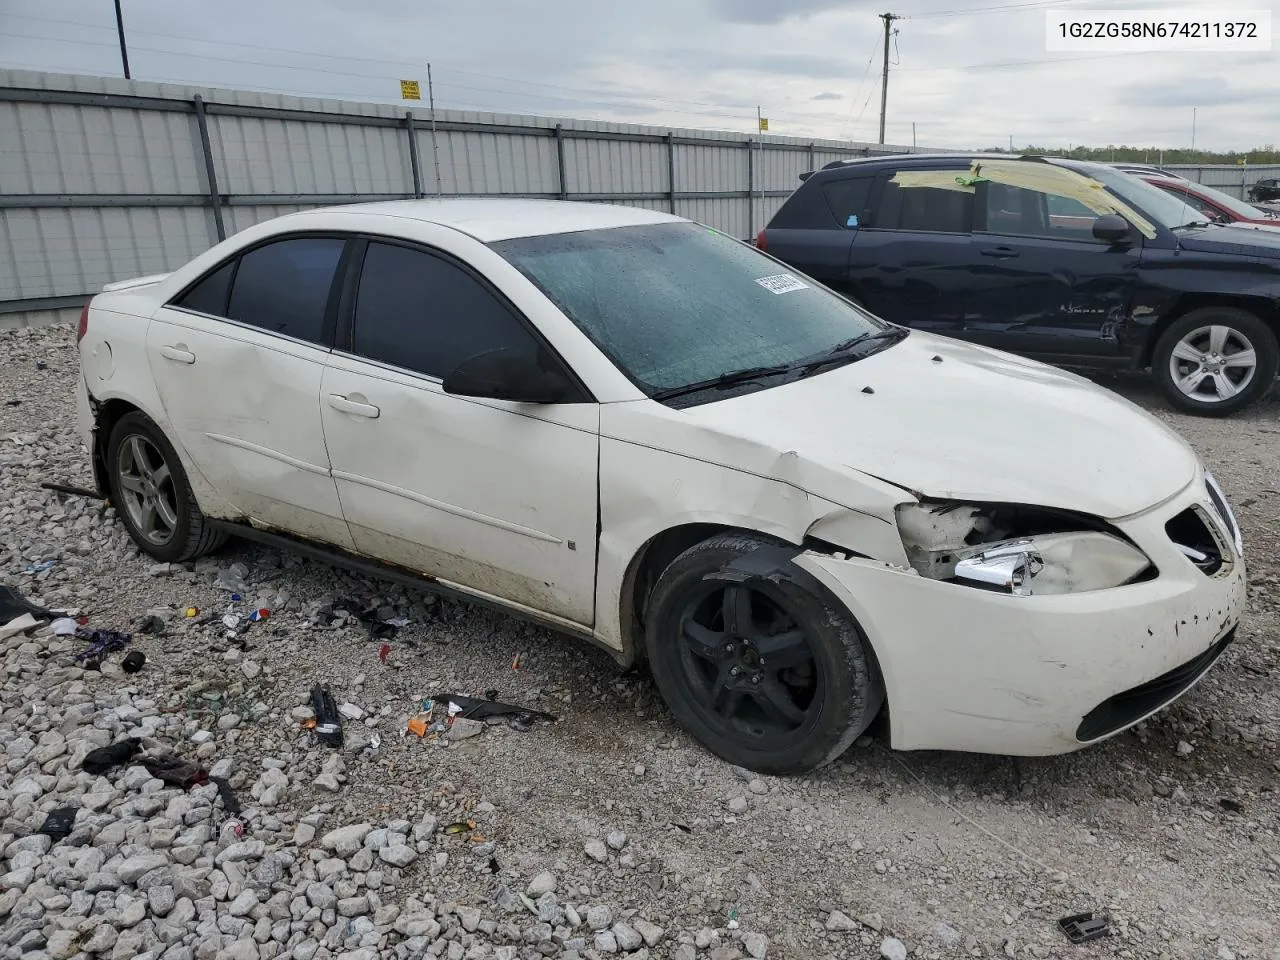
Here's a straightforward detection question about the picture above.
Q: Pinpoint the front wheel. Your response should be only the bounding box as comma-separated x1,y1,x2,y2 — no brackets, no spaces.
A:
644,533,884,775
1152,307,1278,416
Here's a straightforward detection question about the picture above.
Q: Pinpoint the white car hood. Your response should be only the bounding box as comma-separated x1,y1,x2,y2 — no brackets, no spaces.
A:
668,332,1198,520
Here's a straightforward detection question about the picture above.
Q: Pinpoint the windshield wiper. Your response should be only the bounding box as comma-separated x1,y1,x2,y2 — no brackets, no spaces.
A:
650,363,795,402
1172,220,1214,231
797,327,907,376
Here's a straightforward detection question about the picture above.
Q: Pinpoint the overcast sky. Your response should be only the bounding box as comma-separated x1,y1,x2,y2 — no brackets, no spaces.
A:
1,0,1276,151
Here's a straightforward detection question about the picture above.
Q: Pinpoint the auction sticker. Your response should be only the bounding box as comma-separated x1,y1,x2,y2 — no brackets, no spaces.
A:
755,274,809,295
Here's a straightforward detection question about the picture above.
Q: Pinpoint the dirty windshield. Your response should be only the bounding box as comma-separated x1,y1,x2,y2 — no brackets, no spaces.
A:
492,222,897,401
1085,164,1218,230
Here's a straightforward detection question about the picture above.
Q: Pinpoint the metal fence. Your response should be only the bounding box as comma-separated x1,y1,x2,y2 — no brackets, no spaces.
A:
0,68,932,330
1164,163,1280,200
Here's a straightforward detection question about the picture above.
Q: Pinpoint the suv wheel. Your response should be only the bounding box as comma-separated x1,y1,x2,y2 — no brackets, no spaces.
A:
644,533,884,775
1153,307,1278,416
106,412,227,562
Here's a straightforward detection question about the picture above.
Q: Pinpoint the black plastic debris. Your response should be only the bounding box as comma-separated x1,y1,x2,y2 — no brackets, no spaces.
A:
1058,912,1110,944
35,359,47,371
311,684,344,748
143,755,208,789
442,693,557,731
0,584,66,623
83,738,141,775
137,615,166,636
38,807,78,842
122,650,146,674
39,481,104,500
1219,797,1243,813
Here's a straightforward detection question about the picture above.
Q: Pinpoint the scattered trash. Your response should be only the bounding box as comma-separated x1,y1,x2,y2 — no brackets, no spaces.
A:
35,359,47,370
316,598,405,639
369,732,381,750
230,593,242,603
439,692,556,728
0,583,66,622
4,399,19,407
511,651,523,670
23,559,57,575
51,617,78,636
406,716,428,737
378,642,391,664
444,820,477,835
143,755,209,789
38,807,78,842
74,627,131,664
137,615,166,635
184,607,199,618
727,907,740,930
310,684,343,748
222,613,241,630
219,818,246,845
121,650,146,674
1219,797,1243,813
248,608,270,622
83,738,141,775
1058,912,1110,944
39,481,104,499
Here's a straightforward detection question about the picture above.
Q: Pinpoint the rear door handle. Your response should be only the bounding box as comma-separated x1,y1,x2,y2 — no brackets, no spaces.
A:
979,246,1019,259
327,394,380,419
160,345,196,364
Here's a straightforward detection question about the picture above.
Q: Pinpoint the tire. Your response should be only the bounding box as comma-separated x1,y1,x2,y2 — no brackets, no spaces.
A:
106,411,227,562
1152,307,1278,416
644,533,884,775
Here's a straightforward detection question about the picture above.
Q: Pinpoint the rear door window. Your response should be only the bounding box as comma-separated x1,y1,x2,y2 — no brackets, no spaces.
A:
225,237,346,344
175,262,234,317
872,172,973,233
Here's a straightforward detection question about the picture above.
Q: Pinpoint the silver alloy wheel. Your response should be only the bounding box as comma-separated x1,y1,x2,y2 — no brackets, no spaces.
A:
1167,324,1258,403
116,434,179,546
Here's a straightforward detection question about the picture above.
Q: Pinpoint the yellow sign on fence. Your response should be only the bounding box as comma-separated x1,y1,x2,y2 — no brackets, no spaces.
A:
758,117,769,131
400,80,421,101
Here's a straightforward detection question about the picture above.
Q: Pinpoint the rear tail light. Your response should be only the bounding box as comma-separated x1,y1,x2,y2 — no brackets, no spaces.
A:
76,300,90,344
754,229,768,251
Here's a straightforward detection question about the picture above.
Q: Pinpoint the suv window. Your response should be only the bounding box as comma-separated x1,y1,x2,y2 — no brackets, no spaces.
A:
982,182,1098,241
351,241,541,380
873,174,972,233
225,237,345,343
822,177,873,228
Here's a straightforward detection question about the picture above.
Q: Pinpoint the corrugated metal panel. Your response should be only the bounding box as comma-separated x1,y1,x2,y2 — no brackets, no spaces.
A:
0,207,211,298
675,197,748,238
675,143,745,194
565,138,668,194
223,204,327,237
429,130,559,195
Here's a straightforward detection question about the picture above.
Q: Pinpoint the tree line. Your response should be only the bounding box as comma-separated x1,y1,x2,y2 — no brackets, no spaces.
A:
982,145,1280,165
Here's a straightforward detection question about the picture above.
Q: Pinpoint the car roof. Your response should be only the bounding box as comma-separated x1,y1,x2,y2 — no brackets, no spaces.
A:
318,197,686,242
820,152,1022,172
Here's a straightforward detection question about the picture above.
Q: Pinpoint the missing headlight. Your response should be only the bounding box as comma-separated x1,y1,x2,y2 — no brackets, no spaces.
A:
897,502,1155,597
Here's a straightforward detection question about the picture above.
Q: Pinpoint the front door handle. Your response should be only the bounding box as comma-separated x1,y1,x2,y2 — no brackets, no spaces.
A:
160,345,196,364
979,246,1019,259
327,394,380,419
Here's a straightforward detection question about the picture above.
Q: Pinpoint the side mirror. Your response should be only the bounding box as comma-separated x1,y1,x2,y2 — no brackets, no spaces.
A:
442,347,572,404
1092,214,1132,244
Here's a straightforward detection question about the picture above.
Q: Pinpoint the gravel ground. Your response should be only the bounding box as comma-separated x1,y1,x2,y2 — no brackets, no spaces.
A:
1,323,1277,960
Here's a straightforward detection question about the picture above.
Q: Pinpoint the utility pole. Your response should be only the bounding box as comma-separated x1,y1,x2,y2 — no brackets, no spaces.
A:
912,121,916,152
1191,106,1197,154
113,0,131,79
878,12,900,145
427,63,442,196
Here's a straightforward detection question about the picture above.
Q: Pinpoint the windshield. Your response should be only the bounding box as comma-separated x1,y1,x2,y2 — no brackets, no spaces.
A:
1086,165,1212,229
492,222,894,398
1154,178,1269,221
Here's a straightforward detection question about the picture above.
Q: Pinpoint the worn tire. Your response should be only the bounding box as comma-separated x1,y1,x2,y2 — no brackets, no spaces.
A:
1152,307,1278,416
106,411,227,563
644,533,884,775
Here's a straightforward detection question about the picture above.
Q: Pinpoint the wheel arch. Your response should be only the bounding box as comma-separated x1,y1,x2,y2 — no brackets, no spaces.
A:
1140,294,1280,367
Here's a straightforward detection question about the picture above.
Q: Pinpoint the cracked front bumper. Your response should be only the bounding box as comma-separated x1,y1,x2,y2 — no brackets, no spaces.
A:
794,481,1246,756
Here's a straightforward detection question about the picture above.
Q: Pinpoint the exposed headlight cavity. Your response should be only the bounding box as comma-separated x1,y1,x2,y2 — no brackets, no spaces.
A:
896,502,1153,597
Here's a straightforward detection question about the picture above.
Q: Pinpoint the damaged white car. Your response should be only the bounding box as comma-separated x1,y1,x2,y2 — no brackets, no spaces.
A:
75,199,1246,774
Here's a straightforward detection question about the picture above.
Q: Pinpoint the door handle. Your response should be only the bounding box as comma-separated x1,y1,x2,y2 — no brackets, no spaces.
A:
979,247,1019,259
159,345,196,364
327,394,380,419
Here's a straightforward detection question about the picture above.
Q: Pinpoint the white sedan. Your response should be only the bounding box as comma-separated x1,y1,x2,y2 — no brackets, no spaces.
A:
75,199,1246,774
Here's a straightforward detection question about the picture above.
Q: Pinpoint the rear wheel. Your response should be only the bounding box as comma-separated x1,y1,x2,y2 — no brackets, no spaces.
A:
644,533,883,775
1152,307,1278,416
106,412,226,562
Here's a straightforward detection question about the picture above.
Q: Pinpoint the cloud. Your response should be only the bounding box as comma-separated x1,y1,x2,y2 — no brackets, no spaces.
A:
706,0,850,24
811,92,842,101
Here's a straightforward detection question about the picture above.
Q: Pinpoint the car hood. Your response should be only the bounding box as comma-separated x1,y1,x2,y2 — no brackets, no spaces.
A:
1172,222,1280,257
665,332,1199,520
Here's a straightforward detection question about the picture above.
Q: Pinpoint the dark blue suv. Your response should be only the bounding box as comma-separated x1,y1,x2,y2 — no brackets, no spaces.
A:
758,153,1280,416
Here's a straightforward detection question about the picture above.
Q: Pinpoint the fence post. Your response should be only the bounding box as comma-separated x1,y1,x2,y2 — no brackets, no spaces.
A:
192,95,225,242
667,132,677,213
405,112,423,199
555,124,568,200
747,138,754,240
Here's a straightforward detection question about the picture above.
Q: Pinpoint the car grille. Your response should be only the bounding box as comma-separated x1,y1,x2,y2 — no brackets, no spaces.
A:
1165,506,1226,576
1076,630,1234,742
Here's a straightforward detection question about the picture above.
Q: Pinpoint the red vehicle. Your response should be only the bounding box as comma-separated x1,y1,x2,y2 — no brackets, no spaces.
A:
1142,175,1280,227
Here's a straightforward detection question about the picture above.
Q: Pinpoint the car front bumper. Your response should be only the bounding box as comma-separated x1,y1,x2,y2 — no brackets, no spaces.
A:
794,480,1246,756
